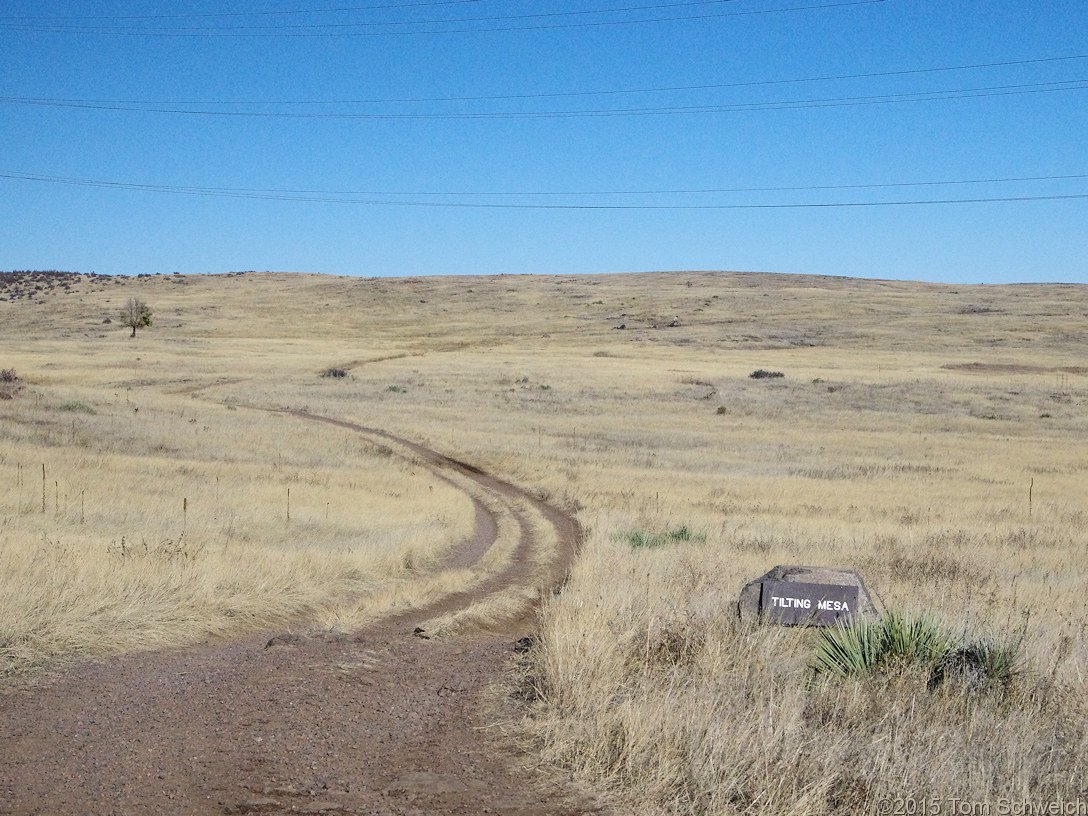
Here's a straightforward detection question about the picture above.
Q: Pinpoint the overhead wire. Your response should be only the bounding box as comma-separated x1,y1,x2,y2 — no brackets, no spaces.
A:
3,48,1085,121
4,78,1086,119
3,1,730,31
0,0,889,36
2,171,1085,209
2,5,1081,210
0,0,490,22
5,54,1084,106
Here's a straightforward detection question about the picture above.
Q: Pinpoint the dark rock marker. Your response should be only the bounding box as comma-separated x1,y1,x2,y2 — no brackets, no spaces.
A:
738,564,879,626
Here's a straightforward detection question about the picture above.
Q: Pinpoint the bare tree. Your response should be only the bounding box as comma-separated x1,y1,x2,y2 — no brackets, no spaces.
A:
121,297,153,338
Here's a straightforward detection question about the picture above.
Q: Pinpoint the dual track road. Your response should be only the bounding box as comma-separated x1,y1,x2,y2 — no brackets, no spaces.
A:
0,407,601,816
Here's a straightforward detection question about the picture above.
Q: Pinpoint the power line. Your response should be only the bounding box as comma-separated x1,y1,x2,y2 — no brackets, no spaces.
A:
3,0,736,31
2,170,1085,209
0,0,888,36
5,78,1085,119
4,54,1084,107
0,0,487,22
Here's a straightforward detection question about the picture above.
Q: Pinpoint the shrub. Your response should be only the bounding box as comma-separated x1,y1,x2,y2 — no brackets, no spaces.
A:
814,610,1021,697
749,369,784,379
881,610,959,667
928,639,1021,693
0,368,17,383
813,610,957,678
322,368,347,378
812,615,884,677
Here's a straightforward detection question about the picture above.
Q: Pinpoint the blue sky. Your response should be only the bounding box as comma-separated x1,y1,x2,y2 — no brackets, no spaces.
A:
1,0,1086,282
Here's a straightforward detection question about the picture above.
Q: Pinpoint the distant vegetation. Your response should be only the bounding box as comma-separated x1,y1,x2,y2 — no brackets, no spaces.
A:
121,297,153,337
0,270,112,302
0,367,17,400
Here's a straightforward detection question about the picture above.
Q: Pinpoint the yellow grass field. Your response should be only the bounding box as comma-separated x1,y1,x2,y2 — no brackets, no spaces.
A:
2,269,1086,813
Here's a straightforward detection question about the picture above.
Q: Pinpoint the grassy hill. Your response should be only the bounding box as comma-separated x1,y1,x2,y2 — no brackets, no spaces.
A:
2,269,1086,813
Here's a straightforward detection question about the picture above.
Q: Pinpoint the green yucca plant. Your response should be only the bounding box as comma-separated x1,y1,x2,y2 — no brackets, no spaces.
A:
811,615,883,677
813,610,956,678
880,610,958,668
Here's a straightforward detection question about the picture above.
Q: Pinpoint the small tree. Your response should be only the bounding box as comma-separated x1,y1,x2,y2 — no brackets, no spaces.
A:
121,297,152,338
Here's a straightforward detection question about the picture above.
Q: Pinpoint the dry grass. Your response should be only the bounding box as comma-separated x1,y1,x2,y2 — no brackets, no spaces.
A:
2,269,1088,811
529,526,1087,814
0,273,484,677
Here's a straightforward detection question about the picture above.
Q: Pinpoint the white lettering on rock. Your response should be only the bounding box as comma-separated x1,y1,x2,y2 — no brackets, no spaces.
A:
771,596,811,609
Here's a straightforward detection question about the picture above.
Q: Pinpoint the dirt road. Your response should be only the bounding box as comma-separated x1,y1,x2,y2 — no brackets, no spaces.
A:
0,413,603,816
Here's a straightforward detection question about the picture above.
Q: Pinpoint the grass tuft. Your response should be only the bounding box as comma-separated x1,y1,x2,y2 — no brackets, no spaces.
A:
625,524,705,549
57,400,96,414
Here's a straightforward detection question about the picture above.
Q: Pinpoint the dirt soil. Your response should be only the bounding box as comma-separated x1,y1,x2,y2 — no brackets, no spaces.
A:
0,414,607,816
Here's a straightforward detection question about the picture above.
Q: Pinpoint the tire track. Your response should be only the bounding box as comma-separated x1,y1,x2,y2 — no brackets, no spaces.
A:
280,409,582,633
0,411,596,816
183,375,581,629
